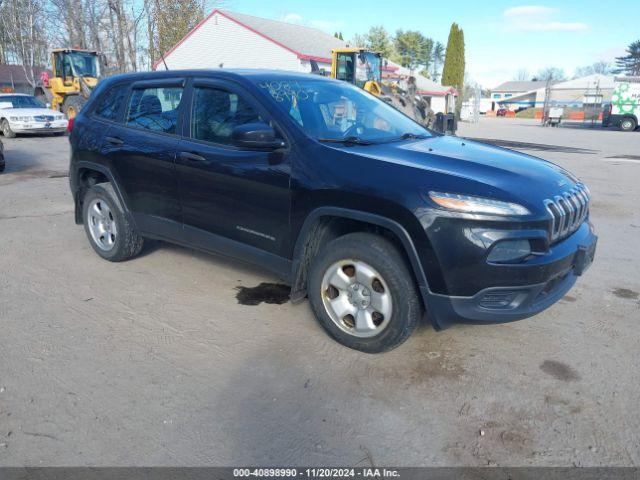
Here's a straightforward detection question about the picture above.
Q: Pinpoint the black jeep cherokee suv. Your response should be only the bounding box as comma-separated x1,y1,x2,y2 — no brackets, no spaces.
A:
69,70,597,352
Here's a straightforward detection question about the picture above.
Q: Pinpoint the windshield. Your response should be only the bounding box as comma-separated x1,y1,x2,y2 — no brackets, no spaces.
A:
65,52,100,78
256,78,430,143
0,95,45,109
355,52,381,87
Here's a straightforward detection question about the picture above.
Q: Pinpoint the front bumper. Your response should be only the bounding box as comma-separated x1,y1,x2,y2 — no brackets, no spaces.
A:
9,120,68,133
424,221,597,329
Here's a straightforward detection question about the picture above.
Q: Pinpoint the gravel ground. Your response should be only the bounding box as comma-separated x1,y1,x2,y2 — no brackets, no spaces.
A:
0,119,638,467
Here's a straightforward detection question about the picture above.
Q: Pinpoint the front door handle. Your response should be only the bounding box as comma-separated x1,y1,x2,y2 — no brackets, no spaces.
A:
179,151,207,163
105,136,123,146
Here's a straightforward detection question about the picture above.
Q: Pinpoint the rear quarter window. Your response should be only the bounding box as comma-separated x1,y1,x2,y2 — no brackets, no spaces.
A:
94,85,128,121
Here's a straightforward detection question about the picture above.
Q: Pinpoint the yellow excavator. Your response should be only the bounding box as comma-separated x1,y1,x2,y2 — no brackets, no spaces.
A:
34,48,103,119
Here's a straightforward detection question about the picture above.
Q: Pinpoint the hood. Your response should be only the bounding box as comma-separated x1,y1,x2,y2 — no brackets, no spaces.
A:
352,135,579,208
0,107,63,117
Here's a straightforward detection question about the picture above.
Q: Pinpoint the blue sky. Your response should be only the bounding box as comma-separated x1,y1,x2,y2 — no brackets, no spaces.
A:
217,0,639,88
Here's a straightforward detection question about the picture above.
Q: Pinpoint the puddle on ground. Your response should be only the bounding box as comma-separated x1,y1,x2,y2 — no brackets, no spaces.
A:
235,283,290,306
540,360,581,382
612,288,639,300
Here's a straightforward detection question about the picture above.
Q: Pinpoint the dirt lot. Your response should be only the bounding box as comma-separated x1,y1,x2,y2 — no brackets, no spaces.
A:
0,119,639,466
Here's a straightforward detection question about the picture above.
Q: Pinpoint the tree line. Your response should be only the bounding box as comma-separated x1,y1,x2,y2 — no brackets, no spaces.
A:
512,39,640,83
347,25,447,81
0,0,209,86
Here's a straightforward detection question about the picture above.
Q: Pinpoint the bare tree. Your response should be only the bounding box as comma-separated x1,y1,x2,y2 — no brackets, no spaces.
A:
0,0,48,86
513,68,530,81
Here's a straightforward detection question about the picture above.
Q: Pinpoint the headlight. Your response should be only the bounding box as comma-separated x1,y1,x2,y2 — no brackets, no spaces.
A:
428,191,530,216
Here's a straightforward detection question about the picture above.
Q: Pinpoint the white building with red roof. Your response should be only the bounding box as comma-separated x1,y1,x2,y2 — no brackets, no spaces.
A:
154,9,457,113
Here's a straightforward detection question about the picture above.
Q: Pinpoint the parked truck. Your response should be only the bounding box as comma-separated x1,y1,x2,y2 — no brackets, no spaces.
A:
603,76,640,132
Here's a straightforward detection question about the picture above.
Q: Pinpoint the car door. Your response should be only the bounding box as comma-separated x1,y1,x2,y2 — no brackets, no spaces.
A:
176,79,291,258
104,78,185,230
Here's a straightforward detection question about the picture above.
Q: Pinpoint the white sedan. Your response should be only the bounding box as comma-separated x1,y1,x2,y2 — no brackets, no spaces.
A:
0,93,68,137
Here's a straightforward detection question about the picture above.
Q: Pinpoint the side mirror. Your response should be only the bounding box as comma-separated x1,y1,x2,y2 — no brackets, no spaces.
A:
231,123,285,150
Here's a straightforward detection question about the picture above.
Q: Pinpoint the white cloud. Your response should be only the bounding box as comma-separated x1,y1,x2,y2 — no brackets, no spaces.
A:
500,5,588,32
596,46,627,62
521,22,588,31
280,13,302,24
278,13,344,33
503,5,557,17
309,19,345,32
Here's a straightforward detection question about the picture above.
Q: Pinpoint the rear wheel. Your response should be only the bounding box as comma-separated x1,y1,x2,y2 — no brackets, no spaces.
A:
1,119,16,138
620,117,637,132
62,96,85,119
82,183,144,262
308,232,421,353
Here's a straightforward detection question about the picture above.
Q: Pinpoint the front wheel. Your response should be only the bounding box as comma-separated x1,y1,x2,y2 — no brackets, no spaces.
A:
620,117,637,132
62,96,85,119
1,119,16,138
308,232,422,353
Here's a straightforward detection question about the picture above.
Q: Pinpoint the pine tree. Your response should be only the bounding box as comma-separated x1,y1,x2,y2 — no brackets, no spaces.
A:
441,23,465,117
431,41,444,81
615,40,640,76
394,30,430,71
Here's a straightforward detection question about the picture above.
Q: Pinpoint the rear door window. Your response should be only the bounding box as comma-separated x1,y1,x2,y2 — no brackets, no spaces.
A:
126,86,183,134
94,85,127,121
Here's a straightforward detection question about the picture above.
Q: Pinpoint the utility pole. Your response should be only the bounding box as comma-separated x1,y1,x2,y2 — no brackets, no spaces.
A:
541,78,552,126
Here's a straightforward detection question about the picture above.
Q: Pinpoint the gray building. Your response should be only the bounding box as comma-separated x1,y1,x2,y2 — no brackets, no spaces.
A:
0,65,36,94
490,80,548,102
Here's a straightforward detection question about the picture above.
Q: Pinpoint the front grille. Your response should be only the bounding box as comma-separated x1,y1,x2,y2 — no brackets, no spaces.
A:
544,183,590,243
33,115,55,122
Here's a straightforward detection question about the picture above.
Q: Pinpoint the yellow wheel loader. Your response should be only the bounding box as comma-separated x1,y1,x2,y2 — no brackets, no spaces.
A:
322,48,437,131
331,48,384,96
34,48,103,119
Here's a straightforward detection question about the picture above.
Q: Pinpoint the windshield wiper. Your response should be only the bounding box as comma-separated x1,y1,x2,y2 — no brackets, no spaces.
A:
318,136,374,146
374,132,430,144
399,132,429,140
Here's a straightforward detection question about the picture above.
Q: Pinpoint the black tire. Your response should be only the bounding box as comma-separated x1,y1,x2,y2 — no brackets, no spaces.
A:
1,119,16,138
62,95,85,119
308,232,422,353
82,183,144,262
620,117,637,132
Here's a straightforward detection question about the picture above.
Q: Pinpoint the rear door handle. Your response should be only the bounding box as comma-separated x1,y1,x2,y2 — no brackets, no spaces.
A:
105,136,123,146
179,151,207,163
